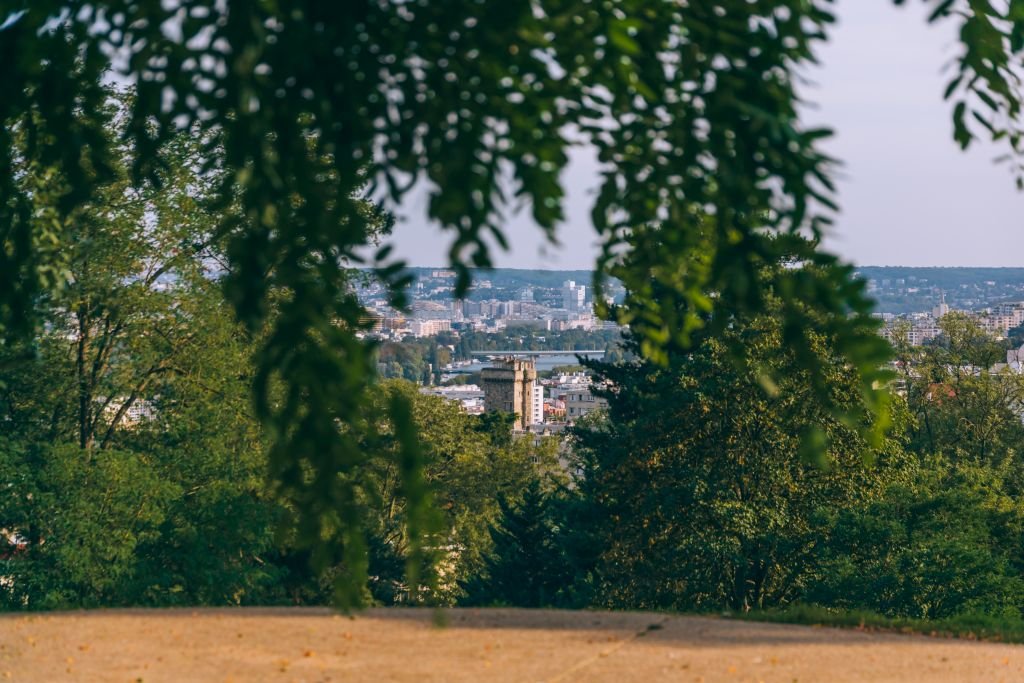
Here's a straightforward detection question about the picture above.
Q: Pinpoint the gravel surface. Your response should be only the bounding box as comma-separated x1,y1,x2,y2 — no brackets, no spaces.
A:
1,607,1022,682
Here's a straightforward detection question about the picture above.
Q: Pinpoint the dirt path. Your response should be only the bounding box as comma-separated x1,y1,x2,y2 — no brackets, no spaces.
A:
1,607,1022,682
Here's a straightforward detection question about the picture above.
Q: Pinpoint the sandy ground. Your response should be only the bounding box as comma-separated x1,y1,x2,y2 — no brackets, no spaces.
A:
1,607,1023,683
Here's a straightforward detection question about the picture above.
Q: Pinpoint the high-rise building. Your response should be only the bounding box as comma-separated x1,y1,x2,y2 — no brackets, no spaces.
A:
531,384,544,425
933,292,950,319
481,358,538,430
562,280,586,312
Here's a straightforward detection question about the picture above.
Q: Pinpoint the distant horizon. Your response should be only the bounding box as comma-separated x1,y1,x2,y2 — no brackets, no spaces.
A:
396,264,1024,273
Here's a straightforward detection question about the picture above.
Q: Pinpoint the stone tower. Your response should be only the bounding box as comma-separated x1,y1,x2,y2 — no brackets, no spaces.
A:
481,357,538,430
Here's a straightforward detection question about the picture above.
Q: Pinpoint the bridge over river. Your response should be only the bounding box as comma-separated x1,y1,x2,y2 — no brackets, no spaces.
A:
453,350,606,373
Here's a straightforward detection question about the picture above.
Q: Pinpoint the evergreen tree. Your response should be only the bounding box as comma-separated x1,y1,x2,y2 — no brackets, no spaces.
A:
357,382,564,605
466,480,573,608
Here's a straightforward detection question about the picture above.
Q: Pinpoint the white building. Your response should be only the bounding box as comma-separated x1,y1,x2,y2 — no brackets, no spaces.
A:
409,319,452,337
531,385,545,425
1005,344,1024,374
882,317,941,347
982,302,1024,335
420,384,486,415
554,314,595,331
562,280,586,312
101,397,157,428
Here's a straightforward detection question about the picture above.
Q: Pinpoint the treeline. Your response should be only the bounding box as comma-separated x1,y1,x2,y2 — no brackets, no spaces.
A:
377,338,453,384
6,109,1024,625
12,237,1024,623
1,369,561,608
0,117,562,609
0,223,561,607
471,311,1024,620
857,266,1024,290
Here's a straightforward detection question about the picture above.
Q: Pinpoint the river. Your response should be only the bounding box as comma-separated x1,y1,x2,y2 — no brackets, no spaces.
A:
450,352,605,373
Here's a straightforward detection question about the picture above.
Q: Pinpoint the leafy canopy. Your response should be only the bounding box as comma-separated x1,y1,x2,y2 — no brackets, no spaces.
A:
570,303,909,611
3,0,1023,604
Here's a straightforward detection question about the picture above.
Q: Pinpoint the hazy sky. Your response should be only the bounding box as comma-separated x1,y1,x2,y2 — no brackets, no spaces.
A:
386,1,1022,270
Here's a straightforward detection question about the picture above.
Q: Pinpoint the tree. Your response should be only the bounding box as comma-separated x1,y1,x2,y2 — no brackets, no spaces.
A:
0,116,287,609
0,443,178,609
358,381,564,605
808,459,1024,620
4,0,1022,603
900,314,1024,469
464,480,576,608
804,315,1024,620
570,302,909,611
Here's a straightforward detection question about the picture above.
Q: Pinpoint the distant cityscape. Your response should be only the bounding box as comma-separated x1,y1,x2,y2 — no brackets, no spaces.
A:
356,266,1024,431
356,267,625,340
858,267,1024,348
356,267,620,432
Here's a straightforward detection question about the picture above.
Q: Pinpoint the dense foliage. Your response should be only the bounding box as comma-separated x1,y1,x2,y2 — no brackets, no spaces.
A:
808,460,1024,619
0,122,284,608
359,381,565,605
0,122,559,609
6,1,1024,601
463,480,578,608
566,307,910,611
461,311,1024,623
2,139,1022,620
